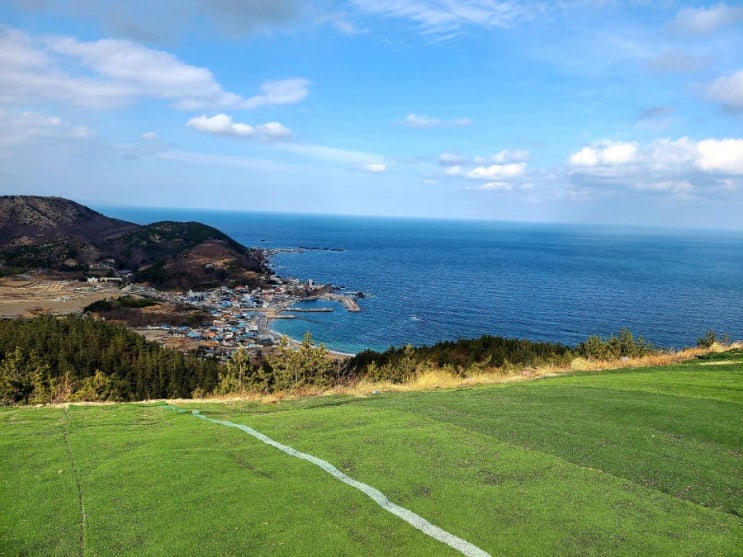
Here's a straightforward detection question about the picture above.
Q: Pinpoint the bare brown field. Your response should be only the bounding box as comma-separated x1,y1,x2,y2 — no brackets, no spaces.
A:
0,275,120,317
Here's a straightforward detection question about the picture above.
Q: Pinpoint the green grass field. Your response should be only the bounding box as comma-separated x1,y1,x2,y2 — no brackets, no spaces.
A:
2,350,741,556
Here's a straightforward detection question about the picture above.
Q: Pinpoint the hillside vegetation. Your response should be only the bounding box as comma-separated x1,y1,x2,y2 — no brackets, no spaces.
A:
1,351,741,555
1,313,735,405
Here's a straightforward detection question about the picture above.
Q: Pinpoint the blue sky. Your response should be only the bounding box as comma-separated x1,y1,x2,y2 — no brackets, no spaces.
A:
1,1,742,229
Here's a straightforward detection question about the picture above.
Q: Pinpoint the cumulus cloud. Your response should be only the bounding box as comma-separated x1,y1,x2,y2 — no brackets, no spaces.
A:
696,138,743,174
352,0,533,35
255,121,293,140
567,137,743,197
403,113,471,128
0,27,309,111
439,148,531,191
569,141,639,167
188,114,254,136
706,70,743,112
447,162,526,180
187,113,292,141
670,3,743,36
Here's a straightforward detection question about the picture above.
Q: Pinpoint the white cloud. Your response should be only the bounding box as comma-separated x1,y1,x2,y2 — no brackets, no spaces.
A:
403,113,471,128
352,0,533,35
141,131,159,140
568,141,638,167
696,138,743,174
706,70,743,112
241,78,310,110
187,114,254,136
362,163,387,173
186,113,292,141
255,122,293,140
567,137,743,197
647,137,698,171
670,3,743,36
276,143,386,168
0,109,95,144
452,117,473,127
467,163,526,180
0,27,309,111
478,182,514,191
635,180,694,194
404,113,440,128
440,148,531,192
445,161,526,182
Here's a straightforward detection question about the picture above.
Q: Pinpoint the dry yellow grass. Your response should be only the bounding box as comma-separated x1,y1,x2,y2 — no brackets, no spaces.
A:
328,344,740,398
146,342,742,405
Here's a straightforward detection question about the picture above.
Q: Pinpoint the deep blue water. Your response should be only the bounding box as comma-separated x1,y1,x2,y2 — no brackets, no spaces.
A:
98,206,743,354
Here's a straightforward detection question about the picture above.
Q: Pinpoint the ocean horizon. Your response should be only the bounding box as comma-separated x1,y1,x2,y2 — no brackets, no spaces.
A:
98,206,743,354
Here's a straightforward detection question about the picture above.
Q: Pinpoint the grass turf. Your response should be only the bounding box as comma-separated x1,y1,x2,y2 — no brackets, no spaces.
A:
1,350,741,555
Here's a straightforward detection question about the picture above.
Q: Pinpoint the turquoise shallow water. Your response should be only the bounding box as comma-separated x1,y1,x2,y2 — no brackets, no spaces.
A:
100,207,743,354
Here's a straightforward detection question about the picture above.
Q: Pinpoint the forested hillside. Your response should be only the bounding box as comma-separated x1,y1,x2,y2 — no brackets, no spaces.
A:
0,315,219,404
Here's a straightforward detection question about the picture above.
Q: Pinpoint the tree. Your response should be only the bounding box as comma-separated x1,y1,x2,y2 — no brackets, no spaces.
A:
266,332,336,392
697,330,718,348
70,370,123,402
0,347,32,405
215,347,252,395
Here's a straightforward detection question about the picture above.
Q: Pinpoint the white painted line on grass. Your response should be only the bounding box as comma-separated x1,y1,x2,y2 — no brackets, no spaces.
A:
163,405,490,557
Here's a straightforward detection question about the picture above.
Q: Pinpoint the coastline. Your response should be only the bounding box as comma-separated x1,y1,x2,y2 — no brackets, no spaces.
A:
265,295,362,357
277,330,357,358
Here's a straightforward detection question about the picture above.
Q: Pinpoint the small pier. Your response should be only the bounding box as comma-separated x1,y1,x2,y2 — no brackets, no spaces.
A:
321,293,361,312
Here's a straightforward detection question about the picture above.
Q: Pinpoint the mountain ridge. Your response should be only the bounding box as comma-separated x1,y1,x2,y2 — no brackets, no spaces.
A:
0,195,268,290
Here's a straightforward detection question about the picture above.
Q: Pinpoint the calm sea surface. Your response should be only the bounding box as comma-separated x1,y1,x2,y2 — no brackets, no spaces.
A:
99,207,743,354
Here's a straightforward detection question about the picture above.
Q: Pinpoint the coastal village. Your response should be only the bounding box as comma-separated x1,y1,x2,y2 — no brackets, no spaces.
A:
0,253,362,361
123,275,361,359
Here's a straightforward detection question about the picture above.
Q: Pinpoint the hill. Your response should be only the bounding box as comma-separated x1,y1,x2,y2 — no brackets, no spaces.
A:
1,351,741,555
0,196,268,289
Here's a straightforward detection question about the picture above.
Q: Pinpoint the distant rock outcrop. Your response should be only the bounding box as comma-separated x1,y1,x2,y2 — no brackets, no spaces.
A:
0,195,268,290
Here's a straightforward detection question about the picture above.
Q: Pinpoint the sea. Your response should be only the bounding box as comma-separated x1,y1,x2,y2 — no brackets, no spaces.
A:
99,207,743,355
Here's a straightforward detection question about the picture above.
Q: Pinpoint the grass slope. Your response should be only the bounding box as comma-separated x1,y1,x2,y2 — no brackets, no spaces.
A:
1,351,741,556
